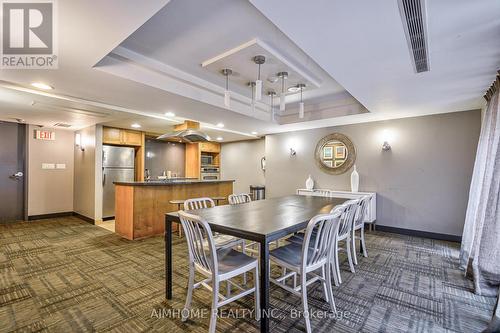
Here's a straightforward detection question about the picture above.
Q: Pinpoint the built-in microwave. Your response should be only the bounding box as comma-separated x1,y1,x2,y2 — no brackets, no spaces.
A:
201,154,213,166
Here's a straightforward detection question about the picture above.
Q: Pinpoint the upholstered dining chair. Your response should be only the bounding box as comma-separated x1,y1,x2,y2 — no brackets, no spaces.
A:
178,211,260,333
269,210,342,333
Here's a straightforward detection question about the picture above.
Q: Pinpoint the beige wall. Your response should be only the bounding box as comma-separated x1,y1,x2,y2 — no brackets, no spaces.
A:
265,110,481,236
73,125,96,220
28,126,75,216
221,139,265,194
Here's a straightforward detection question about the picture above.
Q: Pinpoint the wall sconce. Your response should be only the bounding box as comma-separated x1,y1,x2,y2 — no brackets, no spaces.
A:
75,133,85,151
380,129,393,151
290,148,297,156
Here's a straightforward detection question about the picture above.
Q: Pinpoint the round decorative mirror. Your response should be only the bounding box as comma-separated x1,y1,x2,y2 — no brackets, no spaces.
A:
315,133,356,175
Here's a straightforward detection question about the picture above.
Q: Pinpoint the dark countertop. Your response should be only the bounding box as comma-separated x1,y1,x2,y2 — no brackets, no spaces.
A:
114,179,235,186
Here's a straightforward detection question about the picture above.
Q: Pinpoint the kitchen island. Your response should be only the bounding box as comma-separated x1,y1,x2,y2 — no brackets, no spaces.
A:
114,180,234,240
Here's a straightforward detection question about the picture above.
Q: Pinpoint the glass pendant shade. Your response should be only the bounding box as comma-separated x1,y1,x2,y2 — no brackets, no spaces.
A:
280,92,286,111
299,102,305,118
224,90,230,108
255,80,262,101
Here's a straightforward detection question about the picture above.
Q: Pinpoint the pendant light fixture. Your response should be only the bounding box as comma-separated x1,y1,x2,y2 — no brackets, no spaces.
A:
297,83,306,119
249,81,256,112
268,90,277,121
221,68,232,108
253,55,265,101
277,72,288,111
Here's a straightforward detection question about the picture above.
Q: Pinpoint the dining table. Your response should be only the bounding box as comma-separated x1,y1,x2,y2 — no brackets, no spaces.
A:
164,194,348,332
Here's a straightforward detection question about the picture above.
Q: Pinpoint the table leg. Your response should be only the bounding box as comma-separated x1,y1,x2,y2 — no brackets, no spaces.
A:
165,217,173,300
259,239,270,332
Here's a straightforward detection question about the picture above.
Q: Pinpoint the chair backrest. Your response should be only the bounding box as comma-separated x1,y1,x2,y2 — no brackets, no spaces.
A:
354,196,371,227
301,208,342,270
178,211,217,276
184,197,215,210
336,199,359,239
228,193,251,205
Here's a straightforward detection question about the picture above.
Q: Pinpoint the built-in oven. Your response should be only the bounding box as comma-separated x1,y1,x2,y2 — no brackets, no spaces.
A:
201,173,220,181
200,166,220,181
201,154,213,166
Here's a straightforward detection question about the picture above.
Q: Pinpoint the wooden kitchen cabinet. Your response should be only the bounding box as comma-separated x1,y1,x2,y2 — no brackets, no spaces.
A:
199,142,220,153
102,127,122,145
185,142,221,178
103,127,143,146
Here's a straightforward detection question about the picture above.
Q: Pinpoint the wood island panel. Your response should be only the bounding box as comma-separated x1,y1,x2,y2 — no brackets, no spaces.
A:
114,181,234,240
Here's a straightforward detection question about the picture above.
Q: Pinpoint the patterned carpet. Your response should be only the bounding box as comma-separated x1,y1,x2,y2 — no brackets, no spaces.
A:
0,217,496,332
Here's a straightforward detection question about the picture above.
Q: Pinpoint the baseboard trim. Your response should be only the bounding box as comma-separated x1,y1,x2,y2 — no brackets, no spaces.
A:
375,225,462,243
72,212,95,225
28,212,73,220
102,216,115,221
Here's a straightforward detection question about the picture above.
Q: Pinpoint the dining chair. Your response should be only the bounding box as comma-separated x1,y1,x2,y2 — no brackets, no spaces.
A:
269,210,342,333
184,197,245,251
228,193,251,205
331,199,359,285
178,211,260,333
350,195,371,265
184,197,248,289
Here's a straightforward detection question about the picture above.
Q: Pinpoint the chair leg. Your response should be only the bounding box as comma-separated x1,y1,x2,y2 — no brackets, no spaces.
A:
242,242,247,285
361,227,368,257
352,230,359,266
182,263,195,321
254,266,260,321
321,266,329,303
346,237,356,273
324,263,337,314
226,280,231,298
301,275,312,333
334,240,342,285
209,281,219,333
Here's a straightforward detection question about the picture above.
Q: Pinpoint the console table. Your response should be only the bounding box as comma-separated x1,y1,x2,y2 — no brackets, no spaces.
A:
296,189,377,227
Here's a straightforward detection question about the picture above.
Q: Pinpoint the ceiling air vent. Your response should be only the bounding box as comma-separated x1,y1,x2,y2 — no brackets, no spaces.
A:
398,0,429,73
53,122,72,128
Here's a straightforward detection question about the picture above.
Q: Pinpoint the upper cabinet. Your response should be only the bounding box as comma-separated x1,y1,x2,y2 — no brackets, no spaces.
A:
103,127,143,146
199,142,220,153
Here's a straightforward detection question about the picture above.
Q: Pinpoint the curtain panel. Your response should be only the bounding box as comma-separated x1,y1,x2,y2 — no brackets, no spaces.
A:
460,86,500,297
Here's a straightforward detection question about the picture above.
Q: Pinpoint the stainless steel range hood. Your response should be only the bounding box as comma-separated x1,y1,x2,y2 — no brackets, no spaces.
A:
156,129,210,143
156,120,210,143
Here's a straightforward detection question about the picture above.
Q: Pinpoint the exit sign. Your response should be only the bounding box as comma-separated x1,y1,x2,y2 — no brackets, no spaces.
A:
34,130,55,141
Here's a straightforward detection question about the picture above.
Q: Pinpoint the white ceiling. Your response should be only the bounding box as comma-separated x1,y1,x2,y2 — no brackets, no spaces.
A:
249,0,500,116
0,0,497,141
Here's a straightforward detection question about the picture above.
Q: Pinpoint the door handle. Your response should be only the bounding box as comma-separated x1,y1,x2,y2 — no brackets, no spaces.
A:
10,171,23,180
103,173,106,186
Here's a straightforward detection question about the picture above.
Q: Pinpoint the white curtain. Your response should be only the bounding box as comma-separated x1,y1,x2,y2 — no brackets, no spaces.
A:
460,84,500,298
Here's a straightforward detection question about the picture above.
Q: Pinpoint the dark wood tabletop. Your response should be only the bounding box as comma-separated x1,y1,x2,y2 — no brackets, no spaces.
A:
164,195,348,333
165,195,346,241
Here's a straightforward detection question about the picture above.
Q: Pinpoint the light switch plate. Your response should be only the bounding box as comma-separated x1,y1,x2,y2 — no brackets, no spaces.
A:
42,163,55,169
56,163,66,169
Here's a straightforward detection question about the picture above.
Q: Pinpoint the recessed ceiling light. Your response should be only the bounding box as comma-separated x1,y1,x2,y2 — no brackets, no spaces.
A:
251,131,258,135
131,123,141,128
31,82,53,90
216,137,223,141
287,85,301,93
216,123,224,128
165,112,175,117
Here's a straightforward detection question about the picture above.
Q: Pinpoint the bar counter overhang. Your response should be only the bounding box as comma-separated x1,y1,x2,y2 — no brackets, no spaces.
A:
113,180,234,240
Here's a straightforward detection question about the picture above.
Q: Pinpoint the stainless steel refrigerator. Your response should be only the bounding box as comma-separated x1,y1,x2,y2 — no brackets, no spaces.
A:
102,145,135,219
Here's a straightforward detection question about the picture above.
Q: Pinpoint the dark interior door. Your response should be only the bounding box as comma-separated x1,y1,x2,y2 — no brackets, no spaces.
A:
0,122,25,222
